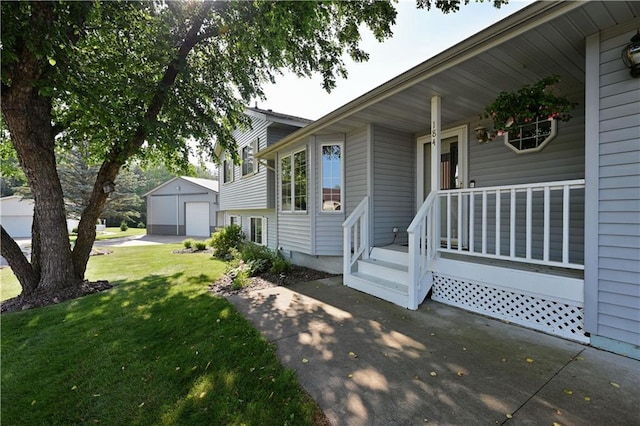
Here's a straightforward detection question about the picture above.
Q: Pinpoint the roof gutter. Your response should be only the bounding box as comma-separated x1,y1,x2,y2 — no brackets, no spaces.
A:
258,0,581,160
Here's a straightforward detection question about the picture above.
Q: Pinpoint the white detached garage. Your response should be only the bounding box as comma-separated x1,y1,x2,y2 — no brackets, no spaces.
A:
144,176,219,237
0,196,34,238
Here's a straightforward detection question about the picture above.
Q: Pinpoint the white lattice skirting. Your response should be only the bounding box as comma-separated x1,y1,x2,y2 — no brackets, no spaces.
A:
432,274,589,343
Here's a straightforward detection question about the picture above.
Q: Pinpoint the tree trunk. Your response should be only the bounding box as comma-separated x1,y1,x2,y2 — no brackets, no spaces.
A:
0,226,38,295
1,53,82,292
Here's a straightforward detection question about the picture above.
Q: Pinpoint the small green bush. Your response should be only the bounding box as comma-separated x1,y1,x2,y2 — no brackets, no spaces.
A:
238,243,273,274
120,221,129,231
270,251,291,274
71,226,78,234
137,222,145,229
183,239,195,249
231,268,251,290
194,241,207,251
210,225,245,260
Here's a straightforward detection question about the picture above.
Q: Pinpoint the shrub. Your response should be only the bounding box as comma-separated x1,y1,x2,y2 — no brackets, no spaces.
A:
210,225,245,260
194,240,208,251
270,251,291,274
231,268,252,290
71,227,78,234
137,222,145,229
183,239,195,249
120,221,129,231
238,243,273,274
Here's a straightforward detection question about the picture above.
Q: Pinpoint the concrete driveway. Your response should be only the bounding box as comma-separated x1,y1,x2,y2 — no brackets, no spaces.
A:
229,277,640,426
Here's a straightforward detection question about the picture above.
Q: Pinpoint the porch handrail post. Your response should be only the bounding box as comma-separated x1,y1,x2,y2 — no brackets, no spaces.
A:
342,196,370,277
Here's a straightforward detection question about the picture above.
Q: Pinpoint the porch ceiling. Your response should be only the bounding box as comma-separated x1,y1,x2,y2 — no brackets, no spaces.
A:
310,1,640,136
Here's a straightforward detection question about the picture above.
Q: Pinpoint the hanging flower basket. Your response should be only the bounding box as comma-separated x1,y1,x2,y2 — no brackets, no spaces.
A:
481,75,577,138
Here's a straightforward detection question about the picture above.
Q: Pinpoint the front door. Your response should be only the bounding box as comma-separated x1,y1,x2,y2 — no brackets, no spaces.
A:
416,125,468,245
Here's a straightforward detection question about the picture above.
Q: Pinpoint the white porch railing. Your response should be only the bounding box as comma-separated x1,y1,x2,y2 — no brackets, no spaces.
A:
342,196,370,276
407,191,437,309
438,179,585,270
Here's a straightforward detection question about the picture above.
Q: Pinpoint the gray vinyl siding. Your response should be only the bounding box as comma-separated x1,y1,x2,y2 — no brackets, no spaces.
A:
467,89,586,264
595,24,640,347
221,117,270,210
345,127,368,215
315,134,346,256
277,139,312,254
224,209,277,250
371,125,415,246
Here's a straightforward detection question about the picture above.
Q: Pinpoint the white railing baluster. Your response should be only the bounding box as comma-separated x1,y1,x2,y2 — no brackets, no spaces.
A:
496,190,501,256
526,187,532,260
342,196,370,277
482,190,487,255
543,186,550,262
433,179,584,270
446,192,452,249
469,192,475,253
563,184,570,265
510,188,516,258
457,192,463,252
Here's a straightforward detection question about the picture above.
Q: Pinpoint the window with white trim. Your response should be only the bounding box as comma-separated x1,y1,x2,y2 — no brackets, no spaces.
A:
320,144,342,211
504,118,557,154
228,215,240,226
223,154,234,183
242,138,258,176
280,149,307,212
249,217,266,245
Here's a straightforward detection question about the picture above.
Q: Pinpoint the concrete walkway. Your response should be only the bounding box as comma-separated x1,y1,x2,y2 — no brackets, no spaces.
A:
229,277,640,425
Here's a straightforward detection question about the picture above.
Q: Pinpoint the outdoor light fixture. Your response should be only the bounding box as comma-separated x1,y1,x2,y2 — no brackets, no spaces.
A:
102,181,115,194
474,125,491,143
622,31,640,78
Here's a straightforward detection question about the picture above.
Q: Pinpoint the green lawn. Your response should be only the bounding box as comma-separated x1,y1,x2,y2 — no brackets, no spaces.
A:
68,226,147,243
1,244,319,425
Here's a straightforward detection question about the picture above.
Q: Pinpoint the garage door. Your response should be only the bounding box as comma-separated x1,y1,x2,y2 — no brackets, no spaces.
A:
185,202,210,237
1,216,33,238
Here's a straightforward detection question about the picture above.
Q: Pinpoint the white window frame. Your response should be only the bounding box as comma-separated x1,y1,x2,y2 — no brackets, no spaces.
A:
279,147,307,213
223,153,234,184
241,138,258,177
319,143,344,213
504,118,557,154
249,216,267,246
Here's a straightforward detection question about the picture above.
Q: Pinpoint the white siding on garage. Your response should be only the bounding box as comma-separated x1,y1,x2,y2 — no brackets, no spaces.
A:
594,24,640,348
371,124,415,246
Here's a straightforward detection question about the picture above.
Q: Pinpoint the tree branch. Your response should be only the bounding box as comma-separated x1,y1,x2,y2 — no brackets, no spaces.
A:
0,226,38,296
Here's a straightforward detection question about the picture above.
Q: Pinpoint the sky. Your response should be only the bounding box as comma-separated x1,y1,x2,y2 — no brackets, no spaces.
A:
258,0,534,121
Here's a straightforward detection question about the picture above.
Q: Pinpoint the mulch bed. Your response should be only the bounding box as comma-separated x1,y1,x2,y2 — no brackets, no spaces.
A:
1,280,113,315
209,265,337,297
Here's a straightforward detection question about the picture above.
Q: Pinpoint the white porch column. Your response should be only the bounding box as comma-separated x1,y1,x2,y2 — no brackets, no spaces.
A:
431,96,441,244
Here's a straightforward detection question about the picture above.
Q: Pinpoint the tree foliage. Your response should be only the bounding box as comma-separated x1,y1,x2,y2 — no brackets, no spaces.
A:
0,0,506,299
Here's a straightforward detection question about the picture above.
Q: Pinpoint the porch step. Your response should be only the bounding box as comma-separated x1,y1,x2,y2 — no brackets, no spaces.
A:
358,258,409,284
370,245,409,266
346,271,410,308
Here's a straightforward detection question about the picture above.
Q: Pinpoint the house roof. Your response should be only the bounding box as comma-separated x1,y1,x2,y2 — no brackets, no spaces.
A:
245,107,313,127
257,0,640,159
142,176,218,197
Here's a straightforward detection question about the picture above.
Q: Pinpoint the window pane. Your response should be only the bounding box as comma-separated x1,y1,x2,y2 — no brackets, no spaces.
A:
242,143,254,176
224,159,233,183
294,150,307,211
321,145,341,211
280,156,292,211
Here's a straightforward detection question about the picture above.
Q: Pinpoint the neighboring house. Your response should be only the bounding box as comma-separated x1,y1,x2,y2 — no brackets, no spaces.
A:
255,2,640,359
0,196,34,238
216,107,312,248
0,196,78,238
144,176,219,237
